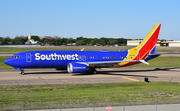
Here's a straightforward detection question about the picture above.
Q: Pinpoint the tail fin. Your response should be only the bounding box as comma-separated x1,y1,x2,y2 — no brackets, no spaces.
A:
136,23,161,59
137,23,161,54
119,24,161,67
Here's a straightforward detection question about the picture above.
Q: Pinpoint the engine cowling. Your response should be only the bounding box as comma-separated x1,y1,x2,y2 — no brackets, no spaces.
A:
67,63,87,73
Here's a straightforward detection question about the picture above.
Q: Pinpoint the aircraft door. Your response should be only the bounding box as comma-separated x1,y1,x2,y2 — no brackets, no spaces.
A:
26,53,31,62
78,55,86,61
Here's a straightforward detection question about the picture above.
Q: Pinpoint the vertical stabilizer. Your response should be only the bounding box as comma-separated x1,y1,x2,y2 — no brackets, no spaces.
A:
119,24,161,67
136,23,161,59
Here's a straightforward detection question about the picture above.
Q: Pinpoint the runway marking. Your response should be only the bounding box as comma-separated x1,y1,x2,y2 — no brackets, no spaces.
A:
121,77,139,82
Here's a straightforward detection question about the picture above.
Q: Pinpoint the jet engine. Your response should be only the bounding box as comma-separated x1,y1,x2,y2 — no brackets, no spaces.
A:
67,63,87,73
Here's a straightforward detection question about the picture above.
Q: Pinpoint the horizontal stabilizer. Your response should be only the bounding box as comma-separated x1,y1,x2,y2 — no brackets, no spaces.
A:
139,60,149,65
148,53,161,57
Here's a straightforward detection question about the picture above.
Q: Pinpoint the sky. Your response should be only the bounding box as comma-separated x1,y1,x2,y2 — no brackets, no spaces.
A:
0,0,180,40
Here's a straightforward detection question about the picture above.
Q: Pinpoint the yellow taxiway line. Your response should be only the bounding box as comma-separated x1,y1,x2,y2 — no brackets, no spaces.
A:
121,77,139,82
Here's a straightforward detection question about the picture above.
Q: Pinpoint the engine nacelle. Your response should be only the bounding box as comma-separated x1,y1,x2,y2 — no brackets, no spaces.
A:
67,63,87,73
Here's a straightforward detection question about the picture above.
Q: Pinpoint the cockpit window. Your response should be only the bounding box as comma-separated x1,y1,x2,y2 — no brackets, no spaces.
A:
12,56,20,58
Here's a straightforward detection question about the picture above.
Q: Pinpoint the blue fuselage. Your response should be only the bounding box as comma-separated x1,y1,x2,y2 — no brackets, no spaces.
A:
4,50,129,69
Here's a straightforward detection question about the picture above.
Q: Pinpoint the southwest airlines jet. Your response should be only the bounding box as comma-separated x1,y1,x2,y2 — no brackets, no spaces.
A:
4,24,161,75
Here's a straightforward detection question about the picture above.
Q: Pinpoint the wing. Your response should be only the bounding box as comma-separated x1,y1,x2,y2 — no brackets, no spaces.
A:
76,59,149,67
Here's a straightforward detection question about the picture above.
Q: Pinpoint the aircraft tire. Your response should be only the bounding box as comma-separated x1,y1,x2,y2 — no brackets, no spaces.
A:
91,69,97,74
94,70,97,74
21,70,25,75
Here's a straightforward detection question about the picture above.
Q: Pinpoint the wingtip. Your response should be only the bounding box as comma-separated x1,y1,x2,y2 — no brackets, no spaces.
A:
81,48,85,51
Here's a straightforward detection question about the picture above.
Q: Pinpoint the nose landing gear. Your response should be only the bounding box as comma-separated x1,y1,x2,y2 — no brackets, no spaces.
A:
20,70,25,75
14,67,25,75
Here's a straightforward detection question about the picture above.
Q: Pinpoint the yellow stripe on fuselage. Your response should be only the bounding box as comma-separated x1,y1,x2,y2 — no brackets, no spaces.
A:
118,47,139,66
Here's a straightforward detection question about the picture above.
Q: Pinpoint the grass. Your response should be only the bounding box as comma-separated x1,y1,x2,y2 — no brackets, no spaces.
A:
0,57,13,70
1,57,180,70
1,82,180,108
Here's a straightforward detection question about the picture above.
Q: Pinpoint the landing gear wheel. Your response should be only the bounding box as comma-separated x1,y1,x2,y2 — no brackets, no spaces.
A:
93,70,97,74
20,70,25,75
91,69,97,74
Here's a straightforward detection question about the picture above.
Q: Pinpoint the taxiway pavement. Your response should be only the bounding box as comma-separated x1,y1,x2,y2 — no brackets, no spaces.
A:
26,104,180,111
0,67,180,85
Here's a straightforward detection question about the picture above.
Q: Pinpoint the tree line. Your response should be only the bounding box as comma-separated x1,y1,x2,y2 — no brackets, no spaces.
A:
0,35,168,46
0,35,129,46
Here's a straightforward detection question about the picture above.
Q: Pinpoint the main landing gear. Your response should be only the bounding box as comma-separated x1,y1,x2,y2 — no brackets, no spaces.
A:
91,69,97,74
87,68,97,74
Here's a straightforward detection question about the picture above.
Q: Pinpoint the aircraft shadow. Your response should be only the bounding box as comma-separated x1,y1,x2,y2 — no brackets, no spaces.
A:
102,67,180,73
23,67,180,77
96,67,180,78
73,72,158,78
74,67,180,78
72,70,157,78
98,72,158,78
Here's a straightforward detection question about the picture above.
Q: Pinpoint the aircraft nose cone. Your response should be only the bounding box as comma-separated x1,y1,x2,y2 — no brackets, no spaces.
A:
4,59,8,65
4,58,12,66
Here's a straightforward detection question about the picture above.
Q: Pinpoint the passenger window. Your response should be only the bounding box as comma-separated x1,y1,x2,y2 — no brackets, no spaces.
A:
13,56,20,58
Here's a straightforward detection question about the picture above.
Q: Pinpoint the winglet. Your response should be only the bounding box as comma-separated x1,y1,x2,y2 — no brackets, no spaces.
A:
81,48,84,51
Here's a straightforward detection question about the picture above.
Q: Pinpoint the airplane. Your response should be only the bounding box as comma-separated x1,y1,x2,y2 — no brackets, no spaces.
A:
4,24,161,75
